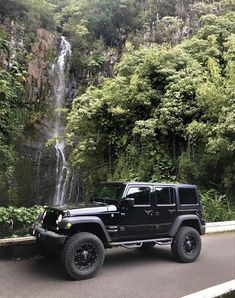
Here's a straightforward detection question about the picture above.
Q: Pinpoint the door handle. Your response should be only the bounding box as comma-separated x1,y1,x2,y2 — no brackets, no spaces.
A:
168,209,175,214
145,210,153,215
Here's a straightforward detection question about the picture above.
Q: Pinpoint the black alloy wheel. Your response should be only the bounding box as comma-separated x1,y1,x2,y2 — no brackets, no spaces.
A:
61,232,105,280
183,235,197,256
171,226,201,263
74,243,98,270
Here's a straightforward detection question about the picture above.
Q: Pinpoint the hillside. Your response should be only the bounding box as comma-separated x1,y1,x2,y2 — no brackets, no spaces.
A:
0,0,234,207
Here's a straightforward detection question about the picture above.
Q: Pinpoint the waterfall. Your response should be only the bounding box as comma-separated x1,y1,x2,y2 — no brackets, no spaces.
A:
34,148,42,203
51,36,71,206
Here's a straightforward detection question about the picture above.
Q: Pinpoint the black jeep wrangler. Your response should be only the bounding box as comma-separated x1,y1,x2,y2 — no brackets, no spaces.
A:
30,182,205,280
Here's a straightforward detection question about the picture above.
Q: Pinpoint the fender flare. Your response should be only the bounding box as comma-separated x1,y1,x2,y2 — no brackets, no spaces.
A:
59,216,111,242
169,215,201,237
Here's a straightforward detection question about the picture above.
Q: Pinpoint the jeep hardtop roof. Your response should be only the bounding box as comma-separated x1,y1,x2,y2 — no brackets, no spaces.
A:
101,182,196,188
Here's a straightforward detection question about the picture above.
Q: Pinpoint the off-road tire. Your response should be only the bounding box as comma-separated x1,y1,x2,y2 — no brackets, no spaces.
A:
171,226,201,263
138,242,156,250
61,232,105,280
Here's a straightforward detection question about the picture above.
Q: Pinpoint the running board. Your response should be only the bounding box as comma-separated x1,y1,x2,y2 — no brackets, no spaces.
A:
110,237,172,248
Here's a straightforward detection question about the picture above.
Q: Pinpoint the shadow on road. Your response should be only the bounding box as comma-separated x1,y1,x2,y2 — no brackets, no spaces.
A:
28,256,68,281
104,246,174,268
25,246,174,281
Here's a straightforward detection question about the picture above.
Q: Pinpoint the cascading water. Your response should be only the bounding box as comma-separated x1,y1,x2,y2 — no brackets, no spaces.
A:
34,148,42,202
51,36,71,205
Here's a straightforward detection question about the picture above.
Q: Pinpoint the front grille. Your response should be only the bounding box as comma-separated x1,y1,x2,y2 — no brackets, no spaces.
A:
42,209,62,230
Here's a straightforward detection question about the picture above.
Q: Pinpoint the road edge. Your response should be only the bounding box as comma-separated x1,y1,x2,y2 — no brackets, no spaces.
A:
181,279,235,298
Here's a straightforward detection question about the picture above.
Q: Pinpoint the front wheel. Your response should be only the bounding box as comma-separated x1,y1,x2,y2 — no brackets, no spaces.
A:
171,226,201,263
61,232,105,280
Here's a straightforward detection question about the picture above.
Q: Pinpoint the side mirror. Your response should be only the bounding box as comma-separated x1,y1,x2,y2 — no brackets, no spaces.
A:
124,197,135,208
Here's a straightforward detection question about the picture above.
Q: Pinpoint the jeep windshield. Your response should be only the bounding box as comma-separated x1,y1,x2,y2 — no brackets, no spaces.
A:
92,183,125,205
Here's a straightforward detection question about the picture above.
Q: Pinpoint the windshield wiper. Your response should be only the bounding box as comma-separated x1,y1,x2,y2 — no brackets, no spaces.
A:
93,201,106,206
92,196,107,205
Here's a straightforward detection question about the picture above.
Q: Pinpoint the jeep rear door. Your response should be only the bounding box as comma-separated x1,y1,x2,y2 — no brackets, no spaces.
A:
154,186,177,235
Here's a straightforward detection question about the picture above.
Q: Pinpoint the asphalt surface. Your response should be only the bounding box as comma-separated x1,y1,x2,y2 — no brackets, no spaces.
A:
0,233,234,298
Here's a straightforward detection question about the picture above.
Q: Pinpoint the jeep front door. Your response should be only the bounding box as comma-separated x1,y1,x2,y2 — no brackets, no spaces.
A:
119,186,155,240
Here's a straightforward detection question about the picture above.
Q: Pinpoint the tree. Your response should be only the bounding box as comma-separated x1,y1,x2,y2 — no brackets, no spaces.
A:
67,11,235,201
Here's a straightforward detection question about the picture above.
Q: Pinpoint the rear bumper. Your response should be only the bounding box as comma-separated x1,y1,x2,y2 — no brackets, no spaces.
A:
29,224,66,249
201,225,206,235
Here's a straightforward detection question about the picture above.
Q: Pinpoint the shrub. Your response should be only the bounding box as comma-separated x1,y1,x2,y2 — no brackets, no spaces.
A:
0,205,45,238
201,189,232,222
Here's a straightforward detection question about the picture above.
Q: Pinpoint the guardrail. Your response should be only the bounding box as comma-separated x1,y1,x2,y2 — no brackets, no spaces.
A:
205,221,235,234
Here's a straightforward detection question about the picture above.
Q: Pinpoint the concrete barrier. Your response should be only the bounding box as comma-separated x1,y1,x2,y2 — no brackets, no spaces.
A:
0,236,35,247
0,236,38,259
206,221,235,234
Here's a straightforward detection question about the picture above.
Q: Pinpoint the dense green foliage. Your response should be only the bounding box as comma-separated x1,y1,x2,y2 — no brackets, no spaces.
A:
0,0,55,30
0,0,234,212
67,10,235,203
201,190,231,222
0,0,55,205
0,205,44,237
52,0,235,85
0,41,27,203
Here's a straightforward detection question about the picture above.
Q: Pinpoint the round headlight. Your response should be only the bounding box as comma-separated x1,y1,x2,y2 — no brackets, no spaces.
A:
37,210,46,223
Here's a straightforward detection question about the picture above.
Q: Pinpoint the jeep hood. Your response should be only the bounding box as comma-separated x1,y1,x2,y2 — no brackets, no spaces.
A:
49,202,117,216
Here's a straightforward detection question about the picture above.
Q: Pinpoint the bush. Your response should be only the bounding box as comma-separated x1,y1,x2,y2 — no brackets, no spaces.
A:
201,189,232,222
0,205,45,238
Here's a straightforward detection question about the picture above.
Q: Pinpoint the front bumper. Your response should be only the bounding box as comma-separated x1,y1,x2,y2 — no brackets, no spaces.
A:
30,224,67,249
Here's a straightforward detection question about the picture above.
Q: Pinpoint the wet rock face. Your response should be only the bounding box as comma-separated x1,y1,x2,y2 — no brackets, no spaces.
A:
15,141,80,206
27,28,54,103
13,28,56,206
7,28,51,206
15,33,80,207
15,144,57,206
0,23,80,206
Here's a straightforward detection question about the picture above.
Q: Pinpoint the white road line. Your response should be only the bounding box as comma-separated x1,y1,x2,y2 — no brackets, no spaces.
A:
181,280,235,298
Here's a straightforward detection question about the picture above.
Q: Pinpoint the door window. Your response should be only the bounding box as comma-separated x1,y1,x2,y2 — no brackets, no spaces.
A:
126,187,150,206
155,187,175,205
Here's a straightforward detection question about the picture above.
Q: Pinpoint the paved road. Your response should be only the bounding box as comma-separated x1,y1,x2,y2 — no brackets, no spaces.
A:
0,233,234,298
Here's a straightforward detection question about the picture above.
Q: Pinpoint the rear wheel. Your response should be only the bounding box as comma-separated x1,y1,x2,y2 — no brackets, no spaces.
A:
171,226,201,263
61,232,105,280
